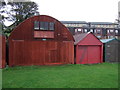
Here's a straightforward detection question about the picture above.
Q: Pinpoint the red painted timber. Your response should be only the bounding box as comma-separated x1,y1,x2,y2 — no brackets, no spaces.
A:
0,35,6,68
74,33,103,64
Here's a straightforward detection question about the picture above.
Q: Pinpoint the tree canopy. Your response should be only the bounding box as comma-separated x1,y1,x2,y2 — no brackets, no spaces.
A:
0,0,39,38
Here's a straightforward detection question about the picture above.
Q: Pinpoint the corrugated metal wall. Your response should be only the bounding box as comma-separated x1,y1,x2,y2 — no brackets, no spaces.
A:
8,15,74,66
9,40,74,66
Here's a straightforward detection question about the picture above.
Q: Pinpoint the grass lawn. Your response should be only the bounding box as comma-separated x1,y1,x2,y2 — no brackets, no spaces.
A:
2,63,118,88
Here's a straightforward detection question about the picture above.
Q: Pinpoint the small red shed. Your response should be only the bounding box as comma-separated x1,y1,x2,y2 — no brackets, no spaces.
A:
0,34,6,68
74,32,103,64
8,15,74,66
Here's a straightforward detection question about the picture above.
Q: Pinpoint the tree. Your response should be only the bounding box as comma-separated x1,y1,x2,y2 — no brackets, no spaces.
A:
0,0,39,38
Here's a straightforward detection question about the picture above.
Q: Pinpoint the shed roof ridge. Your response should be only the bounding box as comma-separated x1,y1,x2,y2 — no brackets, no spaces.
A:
73,32,90,45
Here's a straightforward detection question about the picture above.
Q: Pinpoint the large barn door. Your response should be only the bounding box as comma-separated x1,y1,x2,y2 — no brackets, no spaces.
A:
46,42,58,64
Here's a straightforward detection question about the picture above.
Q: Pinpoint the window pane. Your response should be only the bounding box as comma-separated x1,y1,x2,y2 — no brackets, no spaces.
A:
90,29,93,32
97,29,101,34
115,30,118,33
97,35,101,38
94,29,97,33
39,22,55,30
78,29,82,31
84,29,87,32
44,22,49,30
110,29,114,32
34,21,39,30
75,29,78,32
40,22,45,30
40,22,49,30
49,22,54,30
97,29,101,32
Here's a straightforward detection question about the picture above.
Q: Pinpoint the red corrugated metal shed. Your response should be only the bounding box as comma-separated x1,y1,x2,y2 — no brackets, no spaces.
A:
0,35,6,68
74,32,103,64
8,15,74,67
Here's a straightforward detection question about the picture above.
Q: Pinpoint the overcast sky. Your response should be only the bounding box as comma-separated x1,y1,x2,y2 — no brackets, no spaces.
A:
32,0,119,22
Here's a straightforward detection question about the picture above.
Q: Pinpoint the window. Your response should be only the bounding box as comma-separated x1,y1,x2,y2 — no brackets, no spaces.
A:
97,29,101,34
110,36,114,38
75,29,78,32
97,25,100,27
107,36,110,39
97,35,101,38
115,30,118,34
84,29,88,32
100,25,103,27
34,21,39,30
109,29,114,35
75,24,78,26
115,36,118,39
110,25,114,28
69,24,71,26
34,21,54,30
40,22,44,30
94,29,97,33
44,22,49,30
49,22,54,30
78,29,82,31
40,22,49,30
108,36,114,39
115,25,117,28
34,21,55,30
107,30,110,33
106,25,109,28
110,29,114,32
90,29,93,32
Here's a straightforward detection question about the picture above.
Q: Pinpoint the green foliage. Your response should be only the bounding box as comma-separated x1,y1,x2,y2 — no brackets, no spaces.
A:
2,63,118,88
0,1,39,38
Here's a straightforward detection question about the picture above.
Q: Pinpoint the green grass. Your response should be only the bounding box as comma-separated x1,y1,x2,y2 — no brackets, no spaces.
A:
2,63,119,88
0,69,2,89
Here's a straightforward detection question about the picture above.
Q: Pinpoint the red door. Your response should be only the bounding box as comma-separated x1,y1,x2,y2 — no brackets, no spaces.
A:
88,46,101,64
77,45,101,64
77,46,88,64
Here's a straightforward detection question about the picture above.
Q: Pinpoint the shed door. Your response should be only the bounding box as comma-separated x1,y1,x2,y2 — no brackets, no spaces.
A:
47,42,58,64
77,46,88,64
105,44,118,62
87,46,101,64
77,45,101,64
